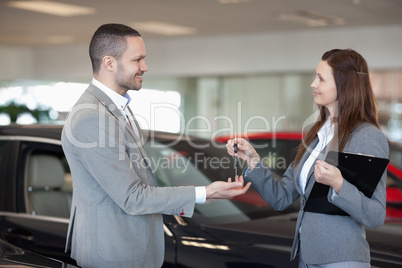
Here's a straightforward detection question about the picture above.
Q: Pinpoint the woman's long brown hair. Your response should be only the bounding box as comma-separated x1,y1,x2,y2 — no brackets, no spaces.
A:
294,49,380,166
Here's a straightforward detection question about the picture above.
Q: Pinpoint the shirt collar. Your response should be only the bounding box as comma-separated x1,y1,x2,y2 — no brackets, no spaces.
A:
92,78,131,111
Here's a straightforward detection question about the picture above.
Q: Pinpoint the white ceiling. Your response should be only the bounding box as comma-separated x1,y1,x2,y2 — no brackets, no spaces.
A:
0,0,401,47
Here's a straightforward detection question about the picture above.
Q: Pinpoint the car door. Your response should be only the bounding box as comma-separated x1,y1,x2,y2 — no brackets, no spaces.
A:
0,137,75,264
0,135,189,266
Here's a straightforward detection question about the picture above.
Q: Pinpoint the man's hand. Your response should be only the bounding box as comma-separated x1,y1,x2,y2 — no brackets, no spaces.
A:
206,175,251,200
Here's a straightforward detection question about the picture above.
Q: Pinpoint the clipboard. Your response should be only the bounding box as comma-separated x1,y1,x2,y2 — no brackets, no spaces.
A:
304,151,389,216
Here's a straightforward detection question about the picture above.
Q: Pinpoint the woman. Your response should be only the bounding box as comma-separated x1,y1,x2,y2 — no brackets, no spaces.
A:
227,49,389,267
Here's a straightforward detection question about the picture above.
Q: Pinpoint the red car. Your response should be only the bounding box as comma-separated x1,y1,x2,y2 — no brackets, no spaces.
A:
216,132,402,222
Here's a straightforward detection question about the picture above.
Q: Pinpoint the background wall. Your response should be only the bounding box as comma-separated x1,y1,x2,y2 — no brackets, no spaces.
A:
1,24,401,138
1,25,401,81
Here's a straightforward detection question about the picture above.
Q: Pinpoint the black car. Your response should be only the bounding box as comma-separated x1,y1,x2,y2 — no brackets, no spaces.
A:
0,238,77,267
0,125,402,267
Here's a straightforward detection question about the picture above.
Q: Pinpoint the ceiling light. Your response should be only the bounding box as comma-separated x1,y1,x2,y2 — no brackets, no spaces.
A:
8,0,96,17
131,21,197,36
215,0,250,3
280,10,345,27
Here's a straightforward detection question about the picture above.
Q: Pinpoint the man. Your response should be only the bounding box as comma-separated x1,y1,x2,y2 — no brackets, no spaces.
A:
61,23,250,268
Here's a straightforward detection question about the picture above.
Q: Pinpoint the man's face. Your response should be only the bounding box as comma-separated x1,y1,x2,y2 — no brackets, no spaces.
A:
115,36,148,92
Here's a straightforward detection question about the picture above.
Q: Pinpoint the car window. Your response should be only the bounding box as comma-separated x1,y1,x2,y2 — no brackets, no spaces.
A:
21,142,72,218
19,138,300,223
144,140,300,225
250,139,300,175
144,141,250,224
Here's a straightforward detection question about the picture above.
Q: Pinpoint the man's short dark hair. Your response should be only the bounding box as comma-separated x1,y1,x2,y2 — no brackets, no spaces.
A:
89,23,141,74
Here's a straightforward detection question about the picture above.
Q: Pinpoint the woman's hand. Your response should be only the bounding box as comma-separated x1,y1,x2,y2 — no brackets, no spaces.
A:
206,175,252,200
314,160,344,194
226,138,261,171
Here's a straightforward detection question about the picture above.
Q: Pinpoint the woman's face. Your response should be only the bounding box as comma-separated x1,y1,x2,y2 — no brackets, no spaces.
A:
311,60,338,116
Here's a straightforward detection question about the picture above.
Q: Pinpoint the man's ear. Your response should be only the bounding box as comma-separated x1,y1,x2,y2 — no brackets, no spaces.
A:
102,56,116,72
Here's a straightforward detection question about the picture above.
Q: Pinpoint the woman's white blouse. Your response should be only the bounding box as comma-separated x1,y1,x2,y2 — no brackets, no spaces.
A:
298,117,334,194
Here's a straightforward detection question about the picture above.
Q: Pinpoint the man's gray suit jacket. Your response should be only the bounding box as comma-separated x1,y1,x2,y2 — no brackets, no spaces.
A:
62,84,196,268
245,122,389,265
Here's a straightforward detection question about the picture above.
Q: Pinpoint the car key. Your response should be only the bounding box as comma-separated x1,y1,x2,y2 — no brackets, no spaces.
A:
234,132,238,178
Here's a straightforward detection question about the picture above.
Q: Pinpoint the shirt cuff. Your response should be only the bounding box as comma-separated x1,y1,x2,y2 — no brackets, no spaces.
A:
244,166,252,177
329,188,339,201
195,186,206,204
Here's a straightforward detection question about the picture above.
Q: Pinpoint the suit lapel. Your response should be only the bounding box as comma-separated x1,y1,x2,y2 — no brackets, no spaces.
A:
124,108,157,186
87,84,124,121
87,84,151,168
126,106,143,140
293,137,319,196
304,141,331,197
125,106,150,159
87,85,139,140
